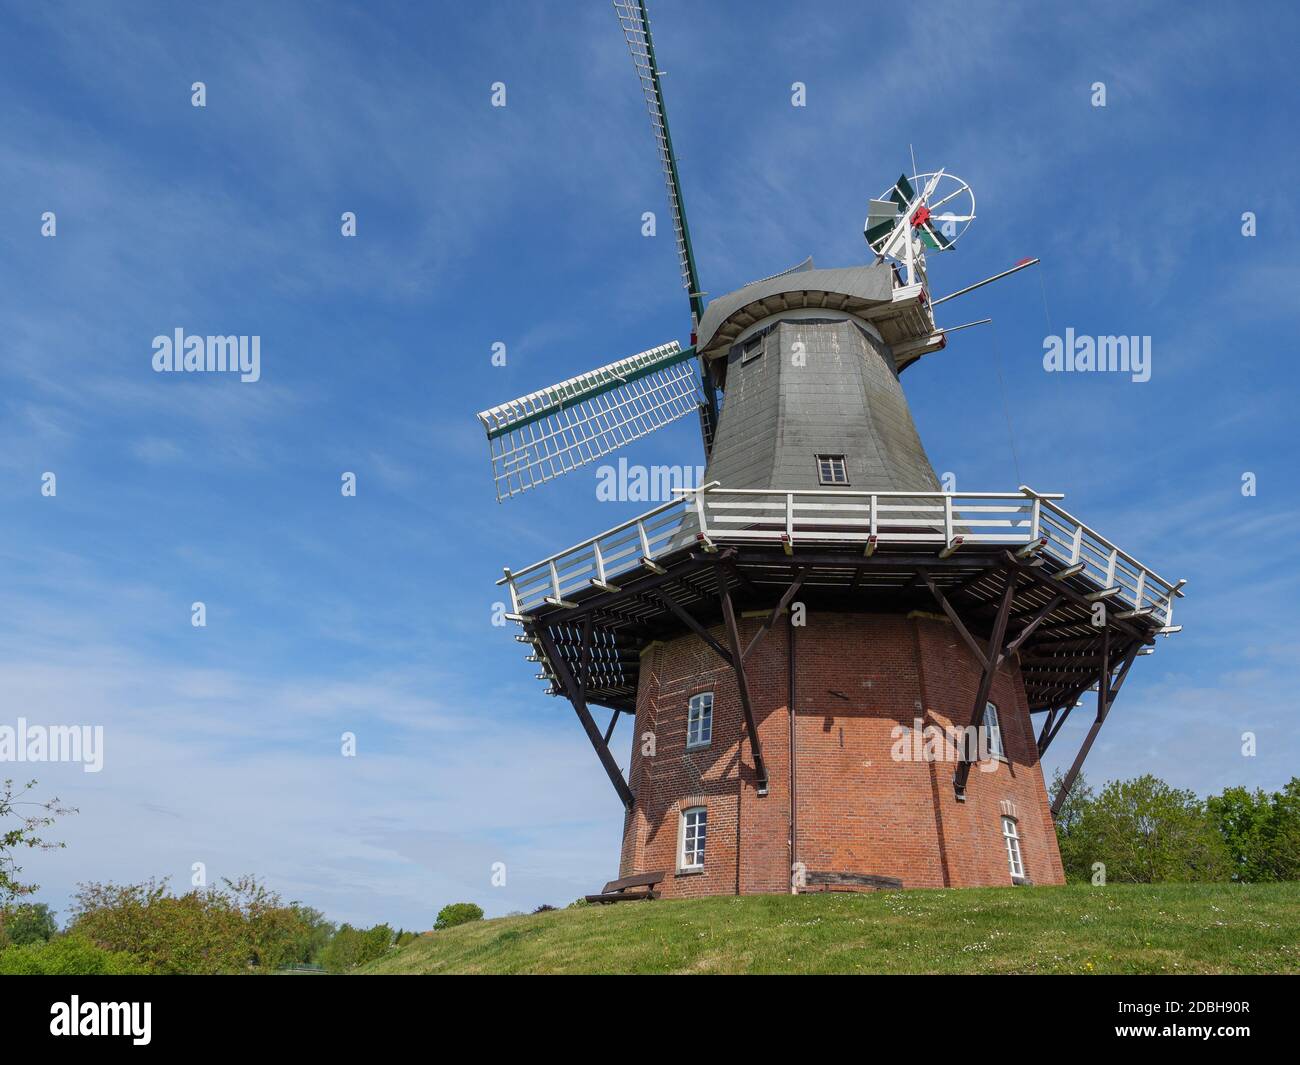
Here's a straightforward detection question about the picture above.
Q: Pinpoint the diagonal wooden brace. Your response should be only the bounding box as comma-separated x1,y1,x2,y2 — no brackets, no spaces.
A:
953,569,1019,800
652,590,734,666
1037,703,1074,757
1050,632,1141,817
743,568,807,663
717,571,770,796
534,621,635,811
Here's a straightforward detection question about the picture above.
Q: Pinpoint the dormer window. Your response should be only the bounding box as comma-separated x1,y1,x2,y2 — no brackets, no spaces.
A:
817,454,849,485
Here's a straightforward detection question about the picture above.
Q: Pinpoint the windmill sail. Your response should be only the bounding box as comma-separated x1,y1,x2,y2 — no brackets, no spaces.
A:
477,341,701,502
613,0,703,324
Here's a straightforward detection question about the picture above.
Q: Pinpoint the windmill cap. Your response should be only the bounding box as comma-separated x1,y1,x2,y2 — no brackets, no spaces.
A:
695,262,897,360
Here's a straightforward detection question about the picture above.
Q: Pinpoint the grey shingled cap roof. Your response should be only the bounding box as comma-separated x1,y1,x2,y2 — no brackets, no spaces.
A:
695,263,895,359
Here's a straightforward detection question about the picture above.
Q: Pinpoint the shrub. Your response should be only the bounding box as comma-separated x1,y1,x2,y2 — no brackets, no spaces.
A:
0,902,58,946
68,876,312,974
319,923,394,973
532,904,557,914
434,902,484,931
0,935,144,975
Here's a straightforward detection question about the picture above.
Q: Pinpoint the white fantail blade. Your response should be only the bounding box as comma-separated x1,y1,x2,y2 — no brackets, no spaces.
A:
867,198,899,223
476,341,701,502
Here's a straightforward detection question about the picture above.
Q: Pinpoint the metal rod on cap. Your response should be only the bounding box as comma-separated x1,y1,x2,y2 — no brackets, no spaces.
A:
932,258,1040,306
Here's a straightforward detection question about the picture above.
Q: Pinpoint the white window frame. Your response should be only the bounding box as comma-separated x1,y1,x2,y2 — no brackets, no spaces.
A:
816,454,849,486
679,806,707,871
686,692,713,749
984,701,1006,761
740,336,764,365
1002,815,1025,880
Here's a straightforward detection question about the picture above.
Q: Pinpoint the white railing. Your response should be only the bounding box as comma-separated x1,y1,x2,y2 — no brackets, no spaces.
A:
497,484,1184,628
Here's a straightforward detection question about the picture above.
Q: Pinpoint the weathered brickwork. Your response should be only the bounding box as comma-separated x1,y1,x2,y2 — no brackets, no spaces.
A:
618,610,1065,895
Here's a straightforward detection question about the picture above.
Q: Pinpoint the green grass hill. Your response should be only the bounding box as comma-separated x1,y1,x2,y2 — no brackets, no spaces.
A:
363,882,1300,975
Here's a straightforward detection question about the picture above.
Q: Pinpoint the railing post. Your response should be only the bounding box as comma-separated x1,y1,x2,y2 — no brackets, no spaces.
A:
944,495,954,543
694,487,709,538
548,560,564,601
870,494,878,536
1134,570,1146,610
637,519,653,559
502,568,520,615
1105,548,1118,588
786,493,795,539
1070,524,1083,564
593,540,608,585
1029,496,1042,541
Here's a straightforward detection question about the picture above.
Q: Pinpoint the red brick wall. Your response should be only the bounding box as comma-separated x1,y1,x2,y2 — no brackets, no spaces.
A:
618,610,1064,895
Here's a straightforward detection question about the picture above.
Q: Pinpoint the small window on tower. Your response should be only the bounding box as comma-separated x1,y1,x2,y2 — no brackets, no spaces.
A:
680,806,707,871
985,702,1006,760
740,336,764,364
687,692,713,749
817,454,849,485
1002,816,1025,881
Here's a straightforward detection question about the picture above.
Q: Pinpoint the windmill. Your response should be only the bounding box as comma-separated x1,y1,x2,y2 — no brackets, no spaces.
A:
476,2,1184,898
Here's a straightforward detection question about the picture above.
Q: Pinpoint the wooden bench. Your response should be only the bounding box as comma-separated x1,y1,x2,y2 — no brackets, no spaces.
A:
585,870,668,904
801,871,903,893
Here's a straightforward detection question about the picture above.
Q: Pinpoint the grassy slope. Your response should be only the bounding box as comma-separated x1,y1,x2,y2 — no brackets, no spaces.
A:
363,883,1300,975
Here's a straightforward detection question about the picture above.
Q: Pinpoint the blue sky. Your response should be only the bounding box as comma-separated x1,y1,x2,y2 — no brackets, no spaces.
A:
2,0,1297,927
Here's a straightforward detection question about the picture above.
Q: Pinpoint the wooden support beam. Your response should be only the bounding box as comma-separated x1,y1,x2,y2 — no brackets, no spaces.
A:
718,571,769,795
742,568,807,663
651,590,733,666
998,595,1060,663
1002,553,1153,645
1025,668,1105,683
1030,636,1108,651
1050,629,1136,817
1037,703,1073,757
728,550,997,573
1003,593,1066,658
603,710,619,746
954,569,1018,799
949,565,1000,601
534,623,635,811
924,572,989,671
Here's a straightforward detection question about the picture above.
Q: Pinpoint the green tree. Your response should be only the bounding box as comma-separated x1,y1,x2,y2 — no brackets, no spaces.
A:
434,902,484,931
1,779,75,904
1207,778,1300,882
319,923,394,973
1049,770,1095,882
1,902,58,945
1067,774,1230,883
284,903,336,964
